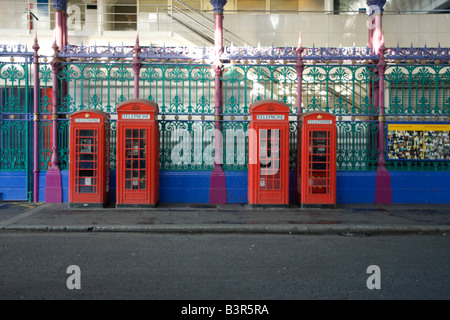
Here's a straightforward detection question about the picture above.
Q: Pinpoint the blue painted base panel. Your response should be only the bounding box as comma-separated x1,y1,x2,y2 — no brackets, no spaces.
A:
4,170,450,204
390,171,450,204
0,172,29,201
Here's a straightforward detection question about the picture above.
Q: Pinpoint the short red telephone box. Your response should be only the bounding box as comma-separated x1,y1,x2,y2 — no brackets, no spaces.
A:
69,109,110,208
248,100,290,206
298,111,337,208
116,99,159,207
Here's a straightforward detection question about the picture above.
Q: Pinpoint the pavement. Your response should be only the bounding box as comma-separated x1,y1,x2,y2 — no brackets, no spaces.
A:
1,201,450,235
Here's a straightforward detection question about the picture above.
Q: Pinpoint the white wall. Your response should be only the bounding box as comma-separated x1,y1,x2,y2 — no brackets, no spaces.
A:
223,13,450,48
383,14,450,47
2,10,450,49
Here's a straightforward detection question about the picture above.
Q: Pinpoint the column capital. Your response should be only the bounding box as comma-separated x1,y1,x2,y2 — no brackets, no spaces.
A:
52,0,70,13
210,0,227,14
366,0,386,15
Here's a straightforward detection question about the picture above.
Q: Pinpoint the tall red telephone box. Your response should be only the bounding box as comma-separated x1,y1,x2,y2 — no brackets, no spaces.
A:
248,100,290,206
298,111,337,208
69,109,110,208
116,99,159,207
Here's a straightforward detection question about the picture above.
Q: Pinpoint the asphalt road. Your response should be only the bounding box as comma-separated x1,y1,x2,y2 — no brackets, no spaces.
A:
0,232,449,302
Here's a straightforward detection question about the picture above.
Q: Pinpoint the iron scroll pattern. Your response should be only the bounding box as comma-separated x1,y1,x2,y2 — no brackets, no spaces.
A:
54,45,450,172
2,43,450,173
0,60,30,172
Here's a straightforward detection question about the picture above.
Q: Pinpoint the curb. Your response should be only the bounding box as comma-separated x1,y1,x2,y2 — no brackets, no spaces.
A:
3,224,450,235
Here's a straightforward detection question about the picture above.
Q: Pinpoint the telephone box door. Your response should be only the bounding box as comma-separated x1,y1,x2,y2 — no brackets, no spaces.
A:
116,99,159,207
248,100,290,206
300,112,336,207
69,109,110,207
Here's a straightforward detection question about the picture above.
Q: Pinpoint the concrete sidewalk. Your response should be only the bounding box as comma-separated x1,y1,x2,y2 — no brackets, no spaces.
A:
0,201,450,235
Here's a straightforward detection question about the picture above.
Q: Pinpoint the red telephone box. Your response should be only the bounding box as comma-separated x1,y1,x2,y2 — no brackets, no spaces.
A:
299,111,337,208
69,109,110,208
248,100,290,206
116,99,159,207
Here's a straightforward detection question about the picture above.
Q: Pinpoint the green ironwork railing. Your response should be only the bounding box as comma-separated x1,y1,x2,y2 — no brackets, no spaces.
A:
28,61,450,173
386,65,450,115
0,62,30,172
222,64,298,114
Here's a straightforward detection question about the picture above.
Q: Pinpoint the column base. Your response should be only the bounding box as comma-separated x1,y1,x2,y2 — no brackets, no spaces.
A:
375,166,392,204
45,166,62,203
209,163,227,204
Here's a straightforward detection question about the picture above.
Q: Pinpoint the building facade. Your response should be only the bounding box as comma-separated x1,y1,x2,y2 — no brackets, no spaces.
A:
0,0,449,204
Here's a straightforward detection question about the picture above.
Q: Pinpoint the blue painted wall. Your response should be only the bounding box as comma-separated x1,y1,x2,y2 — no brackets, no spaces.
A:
7,169,450,204
336,172,376,203
390,171,450,204
0,172,28,201
159,171,211,203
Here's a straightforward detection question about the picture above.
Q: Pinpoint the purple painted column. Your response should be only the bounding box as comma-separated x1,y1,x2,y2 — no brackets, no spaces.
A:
375,39,392,204
45,0,69,203
132,34,142,99
32,34,40,202
45,41,62,203
367,0,391,203
295,33,304,116
294,33,305,204
209,0,227,204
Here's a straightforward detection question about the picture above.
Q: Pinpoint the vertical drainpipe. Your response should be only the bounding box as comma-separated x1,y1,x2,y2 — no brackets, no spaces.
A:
132,34,142,99
209,0,227,204
295,33,304,205
33,34,40,202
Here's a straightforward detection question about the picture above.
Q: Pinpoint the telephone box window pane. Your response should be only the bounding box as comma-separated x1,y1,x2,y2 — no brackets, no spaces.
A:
79,130,95,137
124,128,148,190
308,130,331,195
259,129,281,191
75,129,98,194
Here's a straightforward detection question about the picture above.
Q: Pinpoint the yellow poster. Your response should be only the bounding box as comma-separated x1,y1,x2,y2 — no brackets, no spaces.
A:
387,124,450,160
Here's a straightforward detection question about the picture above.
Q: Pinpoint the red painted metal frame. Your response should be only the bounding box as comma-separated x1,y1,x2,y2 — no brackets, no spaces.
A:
116,99,159,207
299,111,337,206
248,100,290,206
69,109,110,207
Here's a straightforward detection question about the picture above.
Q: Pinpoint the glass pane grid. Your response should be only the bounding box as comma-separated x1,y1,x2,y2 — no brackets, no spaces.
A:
125,129,147,190
308,131,330,195
259,129,281,191
75,129,98,194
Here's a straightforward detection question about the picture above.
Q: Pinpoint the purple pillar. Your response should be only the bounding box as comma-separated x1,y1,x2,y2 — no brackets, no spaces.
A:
45,0,69,203
32,34,40,202
295,34,304,116
45,41,62,203
209,0,227,204
132,34,142,99
295,33,305,204
375,40,392,204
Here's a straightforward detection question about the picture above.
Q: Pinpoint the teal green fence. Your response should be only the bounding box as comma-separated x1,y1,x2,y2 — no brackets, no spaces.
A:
2,54,449,178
